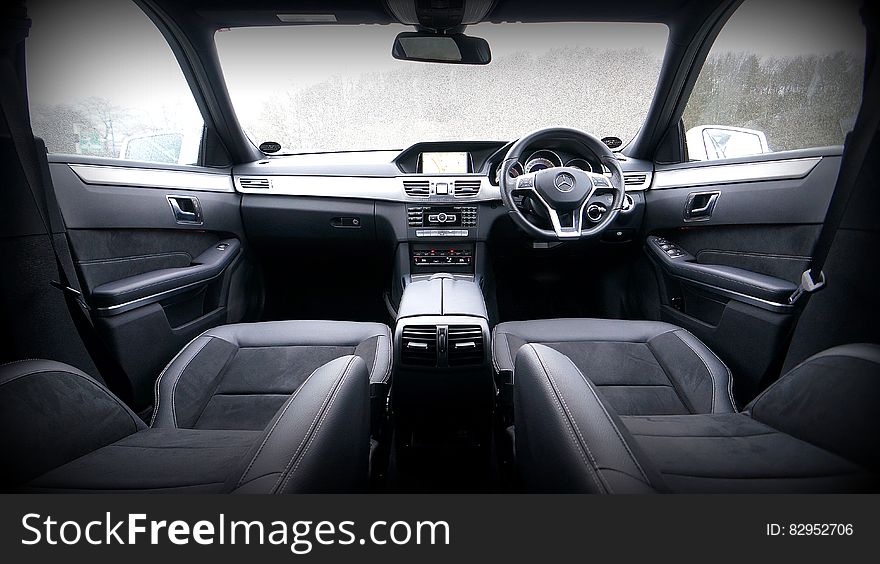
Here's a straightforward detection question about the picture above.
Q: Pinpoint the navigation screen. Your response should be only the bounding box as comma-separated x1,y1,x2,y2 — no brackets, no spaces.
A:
420,152,470,174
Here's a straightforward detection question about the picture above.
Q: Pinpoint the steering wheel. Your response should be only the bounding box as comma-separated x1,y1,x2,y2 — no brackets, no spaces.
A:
499,127,625,240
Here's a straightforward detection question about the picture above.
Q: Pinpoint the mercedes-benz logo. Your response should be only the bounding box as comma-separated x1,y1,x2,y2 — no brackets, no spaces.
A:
554,172,575,192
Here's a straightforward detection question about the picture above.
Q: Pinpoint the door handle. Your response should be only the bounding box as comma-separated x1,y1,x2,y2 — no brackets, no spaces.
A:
684,191,720,221
167,195,203,225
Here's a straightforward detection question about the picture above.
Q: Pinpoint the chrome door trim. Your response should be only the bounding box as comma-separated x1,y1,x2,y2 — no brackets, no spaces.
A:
653,157,822,190
70,164,234,193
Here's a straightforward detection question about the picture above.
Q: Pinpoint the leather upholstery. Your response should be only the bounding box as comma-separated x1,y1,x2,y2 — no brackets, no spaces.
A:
514,344,664,493
0,360,145,486
2,356,370,493
151,320,392,431
494,318,735,415
514,342,880,493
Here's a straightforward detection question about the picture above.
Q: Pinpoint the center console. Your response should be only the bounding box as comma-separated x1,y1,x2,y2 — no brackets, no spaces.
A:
391,273,494,455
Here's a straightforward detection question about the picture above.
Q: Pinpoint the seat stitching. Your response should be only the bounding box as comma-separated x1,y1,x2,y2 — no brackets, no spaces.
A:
681,328,736,411
542,346,653,485
371,334,392,385
644,338,695,414
384,331,393,384
369,336,381,377
491,325,502,373
491,329,681,372
504,331,515,371
150,329,212,427
673,331,719,413
190,346,243,428
234,361,333,487
528,344,608,493
277,358,357,492
168,337,213,428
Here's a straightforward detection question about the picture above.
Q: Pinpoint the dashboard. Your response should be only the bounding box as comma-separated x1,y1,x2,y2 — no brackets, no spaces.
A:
233,139,651,252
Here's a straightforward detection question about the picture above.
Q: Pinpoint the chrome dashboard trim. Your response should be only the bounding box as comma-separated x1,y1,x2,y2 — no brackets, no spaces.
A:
234,174,503,202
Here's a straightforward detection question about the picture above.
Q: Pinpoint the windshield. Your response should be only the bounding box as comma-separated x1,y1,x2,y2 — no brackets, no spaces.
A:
215,23,668,154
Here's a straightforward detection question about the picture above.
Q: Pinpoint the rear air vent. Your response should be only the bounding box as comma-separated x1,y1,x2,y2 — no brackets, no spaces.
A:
454,179,481,197
401,325,437,366
447,325,484,366
403,180,430,197
623,173,651,188
238,177,271,190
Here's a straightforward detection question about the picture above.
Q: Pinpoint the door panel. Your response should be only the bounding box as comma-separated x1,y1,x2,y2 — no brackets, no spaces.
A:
642,149,840,405
48,156,255,409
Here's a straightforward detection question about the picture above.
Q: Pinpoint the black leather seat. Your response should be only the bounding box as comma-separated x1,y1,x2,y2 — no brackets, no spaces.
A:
494,318,735,415
514,343,880,493
150,320,392,431
0,356,370,493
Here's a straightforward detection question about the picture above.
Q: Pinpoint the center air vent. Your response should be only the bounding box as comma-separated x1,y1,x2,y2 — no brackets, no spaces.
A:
447,325,484,366
454,180,481,197
238,177,271,190
401,325,437,366
403,180,430,197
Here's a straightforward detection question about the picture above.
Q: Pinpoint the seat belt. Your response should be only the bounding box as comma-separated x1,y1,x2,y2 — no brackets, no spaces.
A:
789,31,880,307
0,49,132,400
0,57,92,318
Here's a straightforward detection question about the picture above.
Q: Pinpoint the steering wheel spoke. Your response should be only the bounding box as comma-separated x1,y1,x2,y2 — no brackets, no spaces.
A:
518,186,585,239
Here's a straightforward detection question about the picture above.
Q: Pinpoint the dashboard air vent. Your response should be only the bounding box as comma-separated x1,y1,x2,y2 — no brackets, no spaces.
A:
623,173,650,188
447,325,484,366
407,206,425,227
454,180,481,197
403,180,430,197
238,177,271,190
401,325,437,366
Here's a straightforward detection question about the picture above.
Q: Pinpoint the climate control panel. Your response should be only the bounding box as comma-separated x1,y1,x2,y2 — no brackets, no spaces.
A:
411,243,474,270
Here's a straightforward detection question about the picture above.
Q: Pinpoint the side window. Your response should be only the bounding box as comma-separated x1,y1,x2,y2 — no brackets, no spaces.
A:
683,0,865,162
26,0,204,165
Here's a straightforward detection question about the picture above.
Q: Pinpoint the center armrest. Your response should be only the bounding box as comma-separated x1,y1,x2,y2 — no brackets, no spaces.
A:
396,274,488,321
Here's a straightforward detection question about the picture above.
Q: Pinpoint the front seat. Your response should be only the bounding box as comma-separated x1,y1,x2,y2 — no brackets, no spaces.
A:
494,318,735,415
150,320,392,432
0,355,370,493
514,343,880,493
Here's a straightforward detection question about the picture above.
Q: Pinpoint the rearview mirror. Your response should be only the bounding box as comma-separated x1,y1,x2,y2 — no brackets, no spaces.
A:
392,32,491,65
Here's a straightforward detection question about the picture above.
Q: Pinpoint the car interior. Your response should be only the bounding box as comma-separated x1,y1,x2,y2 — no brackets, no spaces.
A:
0,0,878,493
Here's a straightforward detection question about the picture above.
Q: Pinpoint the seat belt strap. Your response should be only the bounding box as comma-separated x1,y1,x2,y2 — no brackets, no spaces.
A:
0,54,92,318
790,26,880,305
